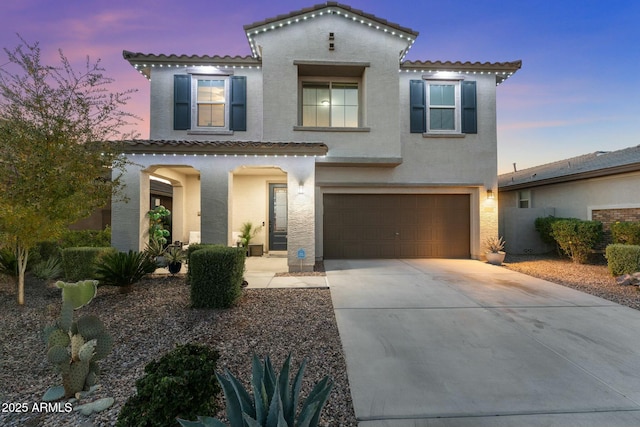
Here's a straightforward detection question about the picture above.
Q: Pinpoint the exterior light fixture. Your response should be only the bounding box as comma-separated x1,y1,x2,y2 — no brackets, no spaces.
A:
298,183,305,194
487,189,495,199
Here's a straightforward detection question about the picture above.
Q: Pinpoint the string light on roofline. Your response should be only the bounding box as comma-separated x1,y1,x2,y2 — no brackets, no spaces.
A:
244,6,416,60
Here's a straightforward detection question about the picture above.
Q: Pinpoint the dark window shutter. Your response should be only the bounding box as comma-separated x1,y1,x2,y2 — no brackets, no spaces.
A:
230,76,247,131
461,80,477,134
410,80,426,133
174,75,191,130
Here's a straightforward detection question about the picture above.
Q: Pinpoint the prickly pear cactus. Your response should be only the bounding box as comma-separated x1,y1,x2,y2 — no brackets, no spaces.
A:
44,280,112,398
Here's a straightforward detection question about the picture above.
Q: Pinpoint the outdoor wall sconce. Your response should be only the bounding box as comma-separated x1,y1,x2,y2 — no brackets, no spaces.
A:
298,183,305,194
486,189,495,199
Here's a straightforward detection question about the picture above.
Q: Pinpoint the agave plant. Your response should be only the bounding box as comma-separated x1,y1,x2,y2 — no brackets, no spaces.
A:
95,250,157,288
31,257,63,281
177,353,333,427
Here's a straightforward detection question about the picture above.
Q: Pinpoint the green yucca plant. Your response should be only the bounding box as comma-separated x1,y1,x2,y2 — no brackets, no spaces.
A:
95,250,157,287
177,354,333,427
32,257,63,281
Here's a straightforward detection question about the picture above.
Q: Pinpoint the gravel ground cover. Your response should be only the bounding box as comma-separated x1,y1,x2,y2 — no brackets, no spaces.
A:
3,254,638,427
0,275,357,427
504,253,640,310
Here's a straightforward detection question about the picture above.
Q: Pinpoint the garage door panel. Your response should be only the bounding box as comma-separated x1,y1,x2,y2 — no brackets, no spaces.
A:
323,194,470,259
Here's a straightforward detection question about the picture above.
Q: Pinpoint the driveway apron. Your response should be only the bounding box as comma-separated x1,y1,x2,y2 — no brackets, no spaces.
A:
326,259,640,427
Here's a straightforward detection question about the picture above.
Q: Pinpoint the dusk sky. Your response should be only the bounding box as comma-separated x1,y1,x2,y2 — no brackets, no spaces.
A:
1,0,638,174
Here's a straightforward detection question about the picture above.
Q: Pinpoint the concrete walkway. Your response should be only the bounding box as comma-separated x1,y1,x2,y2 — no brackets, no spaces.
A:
327,259,640,427
244,256,328,289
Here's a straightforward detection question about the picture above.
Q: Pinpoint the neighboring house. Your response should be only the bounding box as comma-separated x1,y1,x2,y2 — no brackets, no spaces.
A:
112,1,521,271
498,145,640,254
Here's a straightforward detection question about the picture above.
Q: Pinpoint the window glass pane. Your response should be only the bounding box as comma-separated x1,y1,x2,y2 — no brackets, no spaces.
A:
344,106,358,127
198,104,225,127
430,109,455,130
198,80,225,102
302,105,317,126
331,106,345,127
430,84,455,106
344,87,358,105
317,104,330,127
301,82,357,127
331,87,345,106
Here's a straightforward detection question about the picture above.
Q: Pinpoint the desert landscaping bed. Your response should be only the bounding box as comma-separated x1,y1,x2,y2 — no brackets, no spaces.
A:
2,254,638,427
504,253,640,310
0,275,357,427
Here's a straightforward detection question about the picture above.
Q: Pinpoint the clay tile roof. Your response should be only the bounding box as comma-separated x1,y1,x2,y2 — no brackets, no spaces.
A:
401,60,522,85
243,1,419,37
120,140,328,156
499,145,640,190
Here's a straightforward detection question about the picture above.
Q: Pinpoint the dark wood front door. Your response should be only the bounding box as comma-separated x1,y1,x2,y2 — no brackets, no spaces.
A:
269,184,288,251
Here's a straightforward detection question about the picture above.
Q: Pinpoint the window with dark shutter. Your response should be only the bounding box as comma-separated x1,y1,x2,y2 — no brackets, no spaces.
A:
174,74,191,130
461,81,477,134
409,80,426,133
230,76,247,131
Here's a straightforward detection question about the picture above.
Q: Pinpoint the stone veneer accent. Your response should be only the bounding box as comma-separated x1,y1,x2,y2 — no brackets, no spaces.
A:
592,207,640,247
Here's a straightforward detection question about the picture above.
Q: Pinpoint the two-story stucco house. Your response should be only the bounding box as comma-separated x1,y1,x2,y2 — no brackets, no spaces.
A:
112,2,521,271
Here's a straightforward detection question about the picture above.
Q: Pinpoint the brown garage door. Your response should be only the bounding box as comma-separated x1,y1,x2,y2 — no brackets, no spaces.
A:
323,194,470,259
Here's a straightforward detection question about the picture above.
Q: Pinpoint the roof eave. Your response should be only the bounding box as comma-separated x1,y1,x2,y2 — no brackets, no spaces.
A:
401,60,522,85
122,51,262,80
121,140,329,156
499,162,640,191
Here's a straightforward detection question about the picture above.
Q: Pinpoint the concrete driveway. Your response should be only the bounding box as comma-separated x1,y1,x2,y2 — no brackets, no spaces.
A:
326,259,640,427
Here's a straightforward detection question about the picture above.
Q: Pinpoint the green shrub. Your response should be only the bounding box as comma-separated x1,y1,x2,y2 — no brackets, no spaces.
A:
95,250,157,287
534,216,574,248
605,244,640,276
58,226,111,248
61,247,115,281
550,219,603,264
185,244,220,285
35,240,62,262
0,248,19,277
190,246,245,308
610,222,640,245
116,343,220,427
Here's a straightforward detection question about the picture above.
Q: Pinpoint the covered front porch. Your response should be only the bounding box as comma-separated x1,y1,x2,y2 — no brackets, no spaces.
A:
112,140,327,272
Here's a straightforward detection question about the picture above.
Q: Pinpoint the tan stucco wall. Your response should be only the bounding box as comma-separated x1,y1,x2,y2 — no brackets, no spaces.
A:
231,171,287,248
499,171,640,253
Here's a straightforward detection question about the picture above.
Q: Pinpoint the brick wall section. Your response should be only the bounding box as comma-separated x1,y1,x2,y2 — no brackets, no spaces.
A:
592,208,640,247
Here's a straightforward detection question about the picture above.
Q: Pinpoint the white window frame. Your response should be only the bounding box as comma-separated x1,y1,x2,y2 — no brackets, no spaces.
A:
191,75,230,132
425,79,461,134
518,190,531,208
299,76,361,128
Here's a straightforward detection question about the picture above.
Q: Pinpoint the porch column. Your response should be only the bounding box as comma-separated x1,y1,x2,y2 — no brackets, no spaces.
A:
111,166,149,252
199,167,229,244
287,158,316,272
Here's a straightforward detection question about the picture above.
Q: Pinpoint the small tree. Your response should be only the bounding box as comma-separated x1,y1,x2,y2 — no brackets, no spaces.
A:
0,37,138,304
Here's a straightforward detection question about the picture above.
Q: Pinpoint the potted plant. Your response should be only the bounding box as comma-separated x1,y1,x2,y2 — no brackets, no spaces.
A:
144,237,167,268
485,236,506,265
165,247,186,274
239,222,263,256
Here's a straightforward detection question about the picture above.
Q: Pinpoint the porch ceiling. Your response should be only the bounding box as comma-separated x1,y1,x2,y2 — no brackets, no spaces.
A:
121,140,328,156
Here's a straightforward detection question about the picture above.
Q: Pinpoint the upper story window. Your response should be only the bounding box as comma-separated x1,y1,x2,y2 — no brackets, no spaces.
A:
173,73,246,133
410,78,477,135
195,78,229,129
294,61,369,131
427,82,459,133
302,81,359,127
